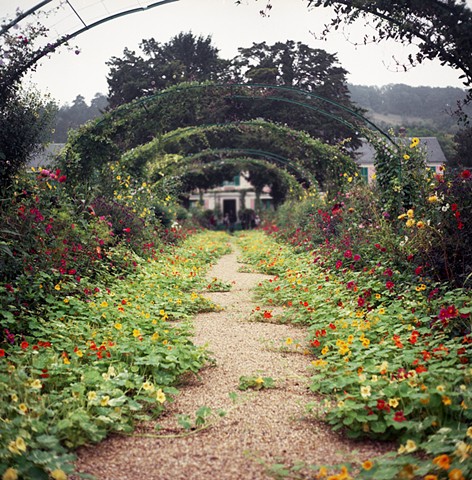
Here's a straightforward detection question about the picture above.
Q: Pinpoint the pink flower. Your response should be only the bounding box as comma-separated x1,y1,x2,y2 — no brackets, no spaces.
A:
335,260,343,269
353,254,361,262
344,250,352,259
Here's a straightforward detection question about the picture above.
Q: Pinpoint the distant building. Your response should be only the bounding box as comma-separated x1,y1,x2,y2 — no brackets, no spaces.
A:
188,173,273,219
356,137,447,183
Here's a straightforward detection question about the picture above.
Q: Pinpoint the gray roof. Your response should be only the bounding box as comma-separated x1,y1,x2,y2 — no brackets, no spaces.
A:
356,137,447,166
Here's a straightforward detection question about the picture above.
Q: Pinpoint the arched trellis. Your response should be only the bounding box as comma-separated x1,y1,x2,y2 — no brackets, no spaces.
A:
153,147,317,187
115,119,356,193
94,82,395,144
1,0,180,89
165,155,304,207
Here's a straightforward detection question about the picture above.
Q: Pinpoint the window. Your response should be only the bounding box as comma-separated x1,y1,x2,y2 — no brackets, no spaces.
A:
360,167,369,183
223,175,240,186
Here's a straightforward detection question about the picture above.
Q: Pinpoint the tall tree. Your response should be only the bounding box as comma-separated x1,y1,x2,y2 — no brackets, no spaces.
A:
106,32,230,108
230,40,363,146
253,0,472,120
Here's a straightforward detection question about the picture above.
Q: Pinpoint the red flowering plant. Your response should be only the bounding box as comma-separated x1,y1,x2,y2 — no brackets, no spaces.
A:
402,166,472,288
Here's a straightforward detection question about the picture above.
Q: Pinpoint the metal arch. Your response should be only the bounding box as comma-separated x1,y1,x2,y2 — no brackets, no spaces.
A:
167,156,301,191
3,0,180,87
157,147,318,187
97,82,395,144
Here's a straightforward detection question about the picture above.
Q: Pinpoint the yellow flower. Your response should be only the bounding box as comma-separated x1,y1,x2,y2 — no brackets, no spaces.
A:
454,441,471,462
378,308,386,315
316,466,328,478
389,398,399,408
347,176,353,183
362,460,374,470
100,301,108,308
321,346,329,355
2,468,18,480
403,154,410,160
407,209,414,218
75,349,83,358
155,389,166,404
54,284,61,291
11,394,18,402
436,385,445,393
428,195,438,203
362,338,370,347
100,395,110,407
285,337,293,346
63,356,70,365
360,385,371,398
398,213,407,220
50,469,68,480
114,323,122,330
398,439,417,454
255,376,264,385
18,403,28,414
410,137,420,148
406,218,415,228
142,381,155,392
132,329,141,337
466,426,472,438
87,391,97,401
30,379,42,389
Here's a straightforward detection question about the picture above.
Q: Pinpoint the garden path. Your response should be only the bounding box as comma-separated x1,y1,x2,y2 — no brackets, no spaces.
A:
74,242,391,480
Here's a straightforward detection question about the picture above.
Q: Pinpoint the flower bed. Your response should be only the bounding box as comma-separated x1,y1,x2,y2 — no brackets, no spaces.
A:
237,230,471,480
0,231,231,479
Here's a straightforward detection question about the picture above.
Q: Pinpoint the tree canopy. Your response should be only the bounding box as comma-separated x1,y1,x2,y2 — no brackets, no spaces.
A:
106,32,230,108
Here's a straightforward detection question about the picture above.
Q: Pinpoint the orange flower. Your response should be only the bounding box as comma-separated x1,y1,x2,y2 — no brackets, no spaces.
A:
362,460,374,470
432,454,451,470
424,476,438,480
448,469,465,480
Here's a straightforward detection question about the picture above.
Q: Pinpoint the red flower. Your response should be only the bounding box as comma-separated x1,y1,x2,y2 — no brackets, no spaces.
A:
329,323,336,330
460,169,471,179
357,297,365,307
20,341,29,350
344,250,352,259
415,266,423,275
0,349,5,357
263,310,273,319
353,254,361,262
335,260,343,269
311,339,320,348
385,280,395,290
123,228,131,233
451,203,458,212
393,411,406,422
58,175,67,183
383,268,393,277
458,222,464,230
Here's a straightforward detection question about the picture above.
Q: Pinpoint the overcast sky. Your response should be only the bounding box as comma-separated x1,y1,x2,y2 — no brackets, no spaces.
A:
2,0,470,105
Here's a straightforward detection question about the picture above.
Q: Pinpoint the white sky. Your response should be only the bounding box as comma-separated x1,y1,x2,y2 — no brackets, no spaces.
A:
1,0,470,105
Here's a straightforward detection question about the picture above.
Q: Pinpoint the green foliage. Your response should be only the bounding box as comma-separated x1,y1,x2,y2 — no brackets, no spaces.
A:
0,87,56,187
236,230,472,480
0,231,231,478
238,375,275,391
107,32,230,108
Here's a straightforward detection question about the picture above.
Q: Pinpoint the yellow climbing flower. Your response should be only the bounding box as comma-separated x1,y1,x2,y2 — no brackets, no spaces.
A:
155,389,166,404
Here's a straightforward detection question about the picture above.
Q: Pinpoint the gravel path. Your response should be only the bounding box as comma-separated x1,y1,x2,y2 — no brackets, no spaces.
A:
74,243,392,480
